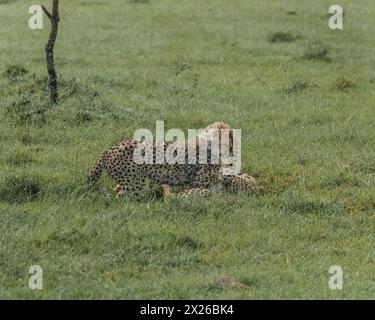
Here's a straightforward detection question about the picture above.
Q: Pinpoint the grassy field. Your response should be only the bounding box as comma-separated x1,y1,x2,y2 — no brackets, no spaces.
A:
0,0,374,299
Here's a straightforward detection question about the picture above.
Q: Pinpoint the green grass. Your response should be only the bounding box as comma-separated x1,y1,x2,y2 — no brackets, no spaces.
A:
0,0,374,299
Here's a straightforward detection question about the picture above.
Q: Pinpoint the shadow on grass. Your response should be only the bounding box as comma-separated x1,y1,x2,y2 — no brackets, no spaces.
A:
0,175,42,203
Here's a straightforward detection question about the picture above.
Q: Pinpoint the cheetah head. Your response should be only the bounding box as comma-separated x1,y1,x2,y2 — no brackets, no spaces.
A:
198,122,234,163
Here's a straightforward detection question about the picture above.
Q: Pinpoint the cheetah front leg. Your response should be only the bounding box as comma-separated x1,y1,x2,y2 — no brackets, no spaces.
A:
115,185,126,198
114,184,122,193
114,184,129,198
114,182,145,198
111,174,146,199
108,164,146,198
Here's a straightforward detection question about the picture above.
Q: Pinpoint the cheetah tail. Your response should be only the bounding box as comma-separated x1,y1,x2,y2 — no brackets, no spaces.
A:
86,151,107,185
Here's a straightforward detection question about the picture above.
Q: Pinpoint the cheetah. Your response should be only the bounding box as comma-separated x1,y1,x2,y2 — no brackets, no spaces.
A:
161,172,258,199
87,122,236,198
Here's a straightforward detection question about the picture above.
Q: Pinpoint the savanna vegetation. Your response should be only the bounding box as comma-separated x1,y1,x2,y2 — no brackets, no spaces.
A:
0,0,374,299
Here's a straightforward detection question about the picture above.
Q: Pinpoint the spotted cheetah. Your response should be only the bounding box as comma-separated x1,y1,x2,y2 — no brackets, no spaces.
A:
87,122,235,198
161,172,258,199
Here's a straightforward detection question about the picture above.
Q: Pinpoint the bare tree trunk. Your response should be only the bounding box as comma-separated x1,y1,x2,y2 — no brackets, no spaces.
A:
42,0,60,104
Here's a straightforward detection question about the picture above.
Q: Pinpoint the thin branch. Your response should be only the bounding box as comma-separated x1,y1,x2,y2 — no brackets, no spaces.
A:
44,0,60,104
51,0,60,22
40,4,52,20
